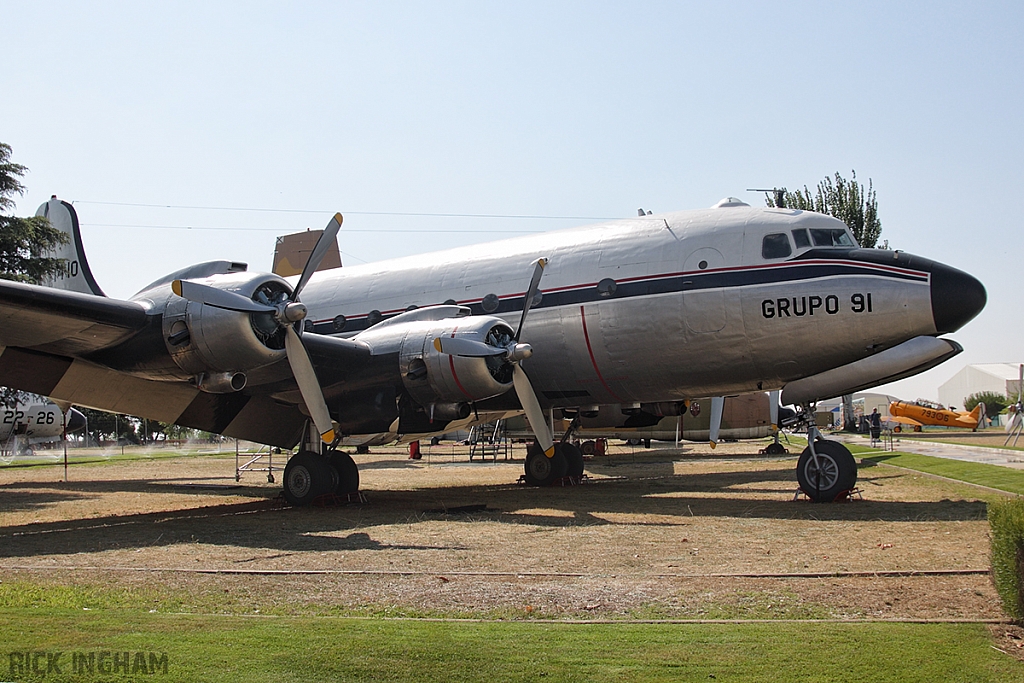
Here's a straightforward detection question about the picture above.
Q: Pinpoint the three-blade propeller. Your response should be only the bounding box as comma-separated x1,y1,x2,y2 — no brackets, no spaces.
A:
433,257,555,457
172,213,343,444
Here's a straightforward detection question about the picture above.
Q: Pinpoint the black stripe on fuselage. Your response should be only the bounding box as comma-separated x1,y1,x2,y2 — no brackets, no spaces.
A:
308,257,929,335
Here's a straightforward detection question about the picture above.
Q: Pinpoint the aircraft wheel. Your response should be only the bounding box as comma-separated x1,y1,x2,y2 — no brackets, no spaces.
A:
558,442,584,479
893,426,902,433
763,441,787,455
913,425,922,432
580,440,596,456
329,451,360,495
524,443,568,486
283,450,335,506
796,440,857,503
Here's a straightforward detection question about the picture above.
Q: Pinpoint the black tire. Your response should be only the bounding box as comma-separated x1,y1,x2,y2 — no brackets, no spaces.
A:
524,443,568,486
796,440,858,503
763,441,787,455
643,439,652,449
580,440,596,456
329,451,360,495
283,450,336,506
558,442,584,479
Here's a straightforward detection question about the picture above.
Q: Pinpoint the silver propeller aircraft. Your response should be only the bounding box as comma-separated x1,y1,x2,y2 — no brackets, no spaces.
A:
0,196,985,503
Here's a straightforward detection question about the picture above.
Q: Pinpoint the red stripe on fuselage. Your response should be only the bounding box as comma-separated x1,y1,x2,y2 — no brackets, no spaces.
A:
446,327,475,401
579,305,623,403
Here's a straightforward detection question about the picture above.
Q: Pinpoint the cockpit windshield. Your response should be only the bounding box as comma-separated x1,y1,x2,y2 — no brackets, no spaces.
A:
808,228,856,248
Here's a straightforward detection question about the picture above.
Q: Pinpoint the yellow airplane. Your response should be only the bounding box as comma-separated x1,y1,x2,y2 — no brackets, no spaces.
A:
887,400,986,431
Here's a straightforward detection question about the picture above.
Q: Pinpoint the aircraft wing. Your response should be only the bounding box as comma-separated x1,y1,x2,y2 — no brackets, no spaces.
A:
0,279,149,356
0,279,385,448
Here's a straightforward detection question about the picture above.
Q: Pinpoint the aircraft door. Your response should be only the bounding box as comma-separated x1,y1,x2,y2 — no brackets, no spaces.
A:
682,248,726,333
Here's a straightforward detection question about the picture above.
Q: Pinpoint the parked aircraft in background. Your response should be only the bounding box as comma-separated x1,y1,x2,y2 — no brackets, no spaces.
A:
0,399,87,455
888,399,986,431
0,196,985,503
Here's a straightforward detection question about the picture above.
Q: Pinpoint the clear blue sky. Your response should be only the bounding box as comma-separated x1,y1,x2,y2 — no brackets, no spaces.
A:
3,1,1021,403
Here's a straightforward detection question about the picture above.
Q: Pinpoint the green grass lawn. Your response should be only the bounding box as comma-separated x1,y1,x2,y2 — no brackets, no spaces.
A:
1,610,1020,682
852,449,1024,496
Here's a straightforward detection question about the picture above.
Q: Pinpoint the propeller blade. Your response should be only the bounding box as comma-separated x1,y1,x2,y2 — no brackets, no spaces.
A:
432,336,505,357
515,257,548,342
513,364,554,457
709,396,724,449
284,326,335,443
172,279,276,314
292,213,343,301
769,390,780,429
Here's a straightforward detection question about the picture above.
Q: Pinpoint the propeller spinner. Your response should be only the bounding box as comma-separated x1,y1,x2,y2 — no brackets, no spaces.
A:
172,213,343,444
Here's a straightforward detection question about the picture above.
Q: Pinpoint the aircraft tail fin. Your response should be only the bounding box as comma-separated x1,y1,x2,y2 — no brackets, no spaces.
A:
34,197,105,296
272,229,342,277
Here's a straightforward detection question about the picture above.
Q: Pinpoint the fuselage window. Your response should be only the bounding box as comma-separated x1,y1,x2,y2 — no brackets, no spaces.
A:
809,228,856,247
761,233,793,259
482,293,500,313
791,228,811,249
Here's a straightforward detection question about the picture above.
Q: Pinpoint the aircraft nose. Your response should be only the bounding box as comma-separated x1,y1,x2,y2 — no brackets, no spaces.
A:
929,260,986,334
65,407,87,434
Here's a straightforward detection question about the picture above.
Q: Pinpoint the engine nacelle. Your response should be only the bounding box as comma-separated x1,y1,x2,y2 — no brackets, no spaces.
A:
354,312,516,407
162,272,292,378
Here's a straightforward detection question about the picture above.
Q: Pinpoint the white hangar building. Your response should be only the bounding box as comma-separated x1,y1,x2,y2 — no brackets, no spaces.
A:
938,364,1023,410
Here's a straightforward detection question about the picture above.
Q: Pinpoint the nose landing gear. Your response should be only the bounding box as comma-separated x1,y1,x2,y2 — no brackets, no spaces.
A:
790,404,858,503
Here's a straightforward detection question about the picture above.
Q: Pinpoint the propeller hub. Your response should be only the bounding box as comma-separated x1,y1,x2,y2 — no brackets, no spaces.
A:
506,343,533,362
279,302,308,323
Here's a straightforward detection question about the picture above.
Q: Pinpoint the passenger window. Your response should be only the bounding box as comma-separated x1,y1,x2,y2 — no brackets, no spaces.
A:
791,228,811,249
761,233,792,259
809,228,856,247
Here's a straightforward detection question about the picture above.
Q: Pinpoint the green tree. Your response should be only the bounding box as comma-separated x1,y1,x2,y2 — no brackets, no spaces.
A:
964,391,1009,417
79,408,140,445
0,142,68,283
765,170,882,248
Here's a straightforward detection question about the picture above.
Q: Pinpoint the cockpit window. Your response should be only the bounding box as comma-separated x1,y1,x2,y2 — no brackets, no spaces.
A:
809,228,856,247
791,228,811,249
761,233,793,259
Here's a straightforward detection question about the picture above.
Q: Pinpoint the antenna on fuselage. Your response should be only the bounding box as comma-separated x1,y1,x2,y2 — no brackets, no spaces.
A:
747,188,788,208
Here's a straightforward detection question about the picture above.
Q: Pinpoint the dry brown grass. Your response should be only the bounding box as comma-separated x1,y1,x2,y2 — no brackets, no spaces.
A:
0,441,1008,621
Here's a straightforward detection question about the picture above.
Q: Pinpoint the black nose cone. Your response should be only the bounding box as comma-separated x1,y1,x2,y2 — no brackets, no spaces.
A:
65,408,87,434
930,261,986,334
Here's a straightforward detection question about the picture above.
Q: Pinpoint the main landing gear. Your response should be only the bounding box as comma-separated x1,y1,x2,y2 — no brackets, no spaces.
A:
282,423,360,506
524,442,584,486
792,405,858,503
523,414,585,486
282,449,360,506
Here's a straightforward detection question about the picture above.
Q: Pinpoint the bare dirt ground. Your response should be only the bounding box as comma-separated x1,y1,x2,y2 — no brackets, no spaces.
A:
0,441,1010,622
